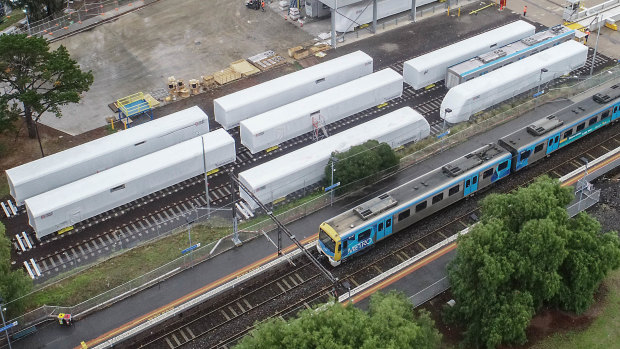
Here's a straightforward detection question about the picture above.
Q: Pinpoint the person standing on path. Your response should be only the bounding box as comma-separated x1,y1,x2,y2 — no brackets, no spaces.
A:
523,5,527,16
585,29,590,43
261,0,265,11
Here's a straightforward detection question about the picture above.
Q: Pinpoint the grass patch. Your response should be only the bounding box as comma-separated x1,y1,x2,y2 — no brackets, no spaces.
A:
530,268,620,349
0,10,26,32
25,223,229,309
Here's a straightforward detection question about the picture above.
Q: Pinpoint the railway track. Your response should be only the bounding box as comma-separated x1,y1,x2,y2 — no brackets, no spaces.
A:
130,124,620,349
7,47,615,282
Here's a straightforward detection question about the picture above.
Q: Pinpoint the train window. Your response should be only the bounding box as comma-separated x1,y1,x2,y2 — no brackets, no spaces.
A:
416,201,427,212
563,129,573,138
498,161,508,171
534,143,544,153
386,219,391,228
378,223,383,231
520,149,531,160
472,176,478,184
358,229,371,241
449,185,460,196
589,116,598,126
315,78,325,84
110,184,126,193
483,168,493,179
576,123,585,132
342,240,348,251
602,110,610,119
548,138,554,146
398,209,410,221
432,193,444,204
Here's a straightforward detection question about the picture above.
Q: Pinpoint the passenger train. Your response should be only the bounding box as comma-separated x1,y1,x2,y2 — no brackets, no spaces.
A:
317,84,620,266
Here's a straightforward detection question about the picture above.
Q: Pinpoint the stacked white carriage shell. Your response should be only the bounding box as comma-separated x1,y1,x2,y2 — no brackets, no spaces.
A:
214,51,373,130
6,106,210,205
239,107,430,210
26,129,235,239
440,40,588,123
403,20,536,90
240,68,403,154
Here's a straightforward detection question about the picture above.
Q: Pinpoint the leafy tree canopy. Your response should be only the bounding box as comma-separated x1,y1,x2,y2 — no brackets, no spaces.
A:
0,33,93,154
0,222,32,318
325,140,399,191
235,291,441,349
446,176,620,348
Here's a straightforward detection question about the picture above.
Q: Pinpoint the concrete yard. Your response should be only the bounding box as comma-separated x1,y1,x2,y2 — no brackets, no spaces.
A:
43,0,314,135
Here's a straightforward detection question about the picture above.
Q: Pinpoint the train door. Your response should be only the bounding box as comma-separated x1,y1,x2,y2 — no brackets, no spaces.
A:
547,133,560,154
376,217,393,241
464,174,479,196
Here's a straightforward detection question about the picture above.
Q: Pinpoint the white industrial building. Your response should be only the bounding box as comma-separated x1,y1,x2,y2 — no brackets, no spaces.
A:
26,129,235,239
334,0,436,32
240,68,403,154
440,40,588,123
403,20,536,90
239,107,430,210
214,50,373,129
6,106,210,205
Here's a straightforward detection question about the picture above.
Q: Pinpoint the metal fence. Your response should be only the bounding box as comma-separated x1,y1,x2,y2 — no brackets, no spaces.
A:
14,0,158,39
6,60,619,334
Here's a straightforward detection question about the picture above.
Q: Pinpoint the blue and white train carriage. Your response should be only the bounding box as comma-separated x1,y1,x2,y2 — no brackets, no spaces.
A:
317,83,620,266
318,143,512,266
499,83,620,171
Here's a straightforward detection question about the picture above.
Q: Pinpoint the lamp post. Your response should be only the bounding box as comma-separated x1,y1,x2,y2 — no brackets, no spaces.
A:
442,108,451,152
537,68,548,95
0,296,12,349
330,156,338,206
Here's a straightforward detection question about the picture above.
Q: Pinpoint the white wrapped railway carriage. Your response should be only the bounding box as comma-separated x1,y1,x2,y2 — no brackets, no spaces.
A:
239,107,430,210
440,40,588,123
403,20,536,90
240,68,403,154
214,51,373,129
6,106,210,205
25,129,235,239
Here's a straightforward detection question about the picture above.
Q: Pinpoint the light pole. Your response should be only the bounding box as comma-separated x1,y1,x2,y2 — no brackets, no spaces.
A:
589,14,602,77
201,136,210,218
442,108,451,152
537,68,548,95
0,296,12,349
330,156,338,206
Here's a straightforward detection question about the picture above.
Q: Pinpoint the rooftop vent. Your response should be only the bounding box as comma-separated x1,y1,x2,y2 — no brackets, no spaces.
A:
353,194,398,220
526,115,564,136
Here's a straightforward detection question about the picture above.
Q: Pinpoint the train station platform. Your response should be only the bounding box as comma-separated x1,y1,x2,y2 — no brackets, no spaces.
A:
10,92,589,349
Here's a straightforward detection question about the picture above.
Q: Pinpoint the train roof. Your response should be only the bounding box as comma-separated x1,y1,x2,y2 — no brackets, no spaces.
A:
499,83,620,152
449,25,574,77
326,143,511,237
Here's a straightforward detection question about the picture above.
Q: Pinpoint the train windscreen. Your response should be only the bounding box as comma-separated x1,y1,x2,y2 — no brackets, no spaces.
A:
319,227,335,253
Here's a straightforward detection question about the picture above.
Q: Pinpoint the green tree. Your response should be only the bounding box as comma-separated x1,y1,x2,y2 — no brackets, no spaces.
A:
0,222,32,318
235,291,441,349
325,140,399,191
0,34,93,155
445,176,620,348
2,1,66,21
